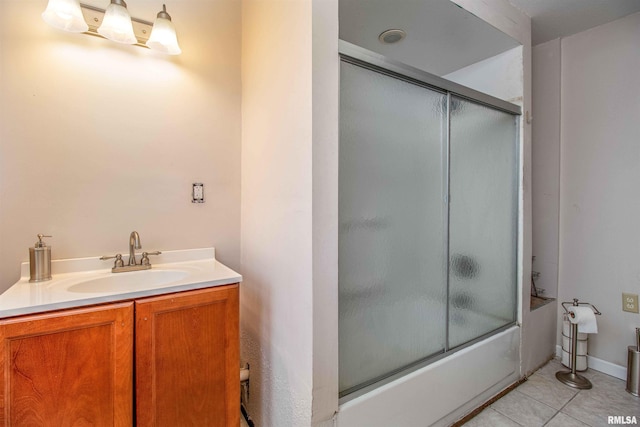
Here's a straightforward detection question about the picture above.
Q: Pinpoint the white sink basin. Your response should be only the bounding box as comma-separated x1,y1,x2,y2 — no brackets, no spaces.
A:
0,248,243,318
68,270,188,294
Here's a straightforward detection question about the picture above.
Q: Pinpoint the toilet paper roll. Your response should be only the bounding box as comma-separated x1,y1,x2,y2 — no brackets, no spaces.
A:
561,349,587,371
562,335,588,354
568,306,598,334
562,320,588,340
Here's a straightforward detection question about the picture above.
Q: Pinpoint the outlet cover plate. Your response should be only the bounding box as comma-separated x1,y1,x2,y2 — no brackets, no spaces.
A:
192,183,204,203
623,293,639,313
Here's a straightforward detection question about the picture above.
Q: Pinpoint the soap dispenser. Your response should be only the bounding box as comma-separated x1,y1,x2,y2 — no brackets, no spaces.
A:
29,234,52,283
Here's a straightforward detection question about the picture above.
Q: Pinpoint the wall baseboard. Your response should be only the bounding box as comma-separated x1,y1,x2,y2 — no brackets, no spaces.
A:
555,345,626,380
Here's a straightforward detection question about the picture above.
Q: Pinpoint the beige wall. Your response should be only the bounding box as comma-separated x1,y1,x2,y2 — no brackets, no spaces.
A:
311,0,339,424
532,39,561,300
241,0,314,426
0,0,241,291
559,12,640,368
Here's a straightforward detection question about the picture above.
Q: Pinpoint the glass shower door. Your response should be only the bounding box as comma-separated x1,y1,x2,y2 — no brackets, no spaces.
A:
339,61,448,396
447,96,518,348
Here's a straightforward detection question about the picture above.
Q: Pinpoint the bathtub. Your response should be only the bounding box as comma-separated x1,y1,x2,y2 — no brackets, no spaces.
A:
336,326,520,427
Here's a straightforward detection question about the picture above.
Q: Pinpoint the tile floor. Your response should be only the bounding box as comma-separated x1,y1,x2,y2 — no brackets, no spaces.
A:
463,358,640,427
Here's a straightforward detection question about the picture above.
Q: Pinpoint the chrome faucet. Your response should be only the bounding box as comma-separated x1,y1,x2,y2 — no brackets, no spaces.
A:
129,231,141,266
100,231,161,273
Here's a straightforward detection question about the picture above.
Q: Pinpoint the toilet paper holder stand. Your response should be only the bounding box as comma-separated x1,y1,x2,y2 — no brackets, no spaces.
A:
556,298,602,389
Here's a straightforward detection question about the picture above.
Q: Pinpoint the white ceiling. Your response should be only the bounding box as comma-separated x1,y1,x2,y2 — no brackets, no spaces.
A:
339,0,640,76
507,0,640,45
340,0,520,76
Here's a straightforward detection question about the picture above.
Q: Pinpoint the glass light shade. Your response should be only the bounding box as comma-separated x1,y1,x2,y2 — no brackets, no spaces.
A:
42,0,89,33
147,17,181,55
97,2,137,45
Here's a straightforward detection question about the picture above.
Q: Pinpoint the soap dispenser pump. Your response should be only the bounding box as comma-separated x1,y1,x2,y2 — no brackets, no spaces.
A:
29,234,52,283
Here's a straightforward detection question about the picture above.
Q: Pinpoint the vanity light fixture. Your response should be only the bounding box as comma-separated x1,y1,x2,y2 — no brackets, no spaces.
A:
41,0,182,55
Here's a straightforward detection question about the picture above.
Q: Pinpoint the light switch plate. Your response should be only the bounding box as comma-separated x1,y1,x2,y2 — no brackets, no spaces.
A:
622,293,639,313
192,183,204,203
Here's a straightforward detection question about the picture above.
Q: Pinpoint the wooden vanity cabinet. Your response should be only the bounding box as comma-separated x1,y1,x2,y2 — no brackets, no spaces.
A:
136,285,240,427
0,303,134,426
0,283,239,427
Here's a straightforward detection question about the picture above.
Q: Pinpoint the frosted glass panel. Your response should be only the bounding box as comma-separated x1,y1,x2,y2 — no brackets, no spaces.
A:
339,62,447,395
448,97,518,348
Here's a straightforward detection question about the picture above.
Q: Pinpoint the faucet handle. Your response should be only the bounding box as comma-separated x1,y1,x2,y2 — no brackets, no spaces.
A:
100,254,124,268
140,251,161,266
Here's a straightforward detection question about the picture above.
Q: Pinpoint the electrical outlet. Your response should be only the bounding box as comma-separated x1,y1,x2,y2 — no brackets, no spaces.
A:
192,183,204,203
622,293,639,313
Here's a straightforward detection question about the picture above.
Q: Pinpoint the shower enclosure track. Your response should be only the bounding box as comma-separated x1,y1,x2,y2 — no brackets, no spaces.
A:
338,40,522,116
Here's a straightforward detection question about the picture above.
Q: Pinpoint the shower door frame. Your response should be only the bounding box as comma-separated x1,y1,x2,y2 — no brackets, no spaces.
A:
338,40,522,402
339,40,521,116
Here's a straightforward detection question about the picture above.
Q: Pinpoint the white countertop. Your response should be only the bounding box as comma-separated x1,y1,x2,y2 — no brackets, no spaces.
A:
0,248,242,319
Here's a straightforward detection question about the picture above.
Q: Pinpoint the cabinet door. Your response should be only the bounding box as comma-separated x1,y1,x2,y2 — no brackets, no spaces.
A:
0,303,134,426
136,284,239,427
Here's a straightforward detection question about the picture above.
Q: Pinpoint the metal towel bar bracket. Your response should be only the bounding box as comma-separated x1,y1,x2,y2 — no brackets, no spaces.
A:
561,298,602,317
